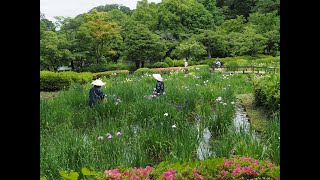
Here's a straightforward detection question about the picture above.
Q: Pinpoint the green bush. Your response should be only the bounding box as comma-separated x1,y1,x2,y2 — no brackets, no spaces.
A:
104,63,129,71
40,71,93,91
172,60,185,67
253,73,280,112
40,71,71,91
150,62,169,68
134,68,154,75
164,57,173,67
58,71,93,84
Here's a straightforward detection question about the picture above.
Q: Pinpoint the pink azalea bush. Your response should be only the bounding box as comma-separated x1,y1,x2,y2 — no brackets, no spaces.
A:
217,156,279,179
60,156,279,180
104,166,154,180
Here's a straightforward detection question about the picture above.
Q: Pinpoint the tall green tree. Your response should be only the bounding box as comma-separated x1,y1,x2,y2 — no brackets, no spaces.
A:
219,0,258,19
251,0,280,14
237,26,267,55
40,31,73,71
131,0,159,31
248,11,279,55
197,0,225,25
174,39,206,60
77,18,122,64
123,23,166,68
157,0,215,37
195,30,227,58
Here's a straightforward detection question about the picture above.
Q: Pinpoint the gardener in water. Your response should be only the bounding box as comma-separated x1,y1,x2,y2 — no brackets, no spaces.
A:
89,79,107,107
152,74,165,96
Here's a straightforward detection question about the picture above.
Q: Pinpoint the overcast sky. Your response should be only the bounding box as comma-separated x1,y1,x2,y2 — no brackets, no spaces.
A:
40,0,162,22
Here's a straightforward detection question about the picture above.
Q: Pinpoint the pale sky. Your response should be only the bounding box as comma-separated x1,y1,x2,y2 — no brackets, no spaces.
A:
40,0,162,22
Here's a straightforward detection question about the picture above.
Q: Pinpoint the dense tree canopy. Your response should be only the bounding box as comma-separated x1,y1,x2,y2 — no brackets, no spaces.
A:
40,0,280,71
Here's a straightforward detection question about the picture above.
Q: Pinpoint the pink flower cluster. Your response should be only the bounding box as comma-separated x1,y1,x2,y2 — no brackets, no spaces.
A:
217,156,279,180
163,168,176,180
192,168,204,180
104,166,154,180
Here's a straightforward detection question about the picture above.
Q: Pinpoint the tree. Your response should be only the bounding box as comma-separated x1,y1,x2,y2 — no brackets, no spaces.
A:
197,0,225,25
219,15,246,33
248,11,279,34
174,39,206,60
220,0,258,20
122,23,166,69
131,0,159,31
157,0,215,36
40,31,73,71
237,26,267,55
251,0,280,14
77,18,122,64
195,30,227,58
248,11,279,55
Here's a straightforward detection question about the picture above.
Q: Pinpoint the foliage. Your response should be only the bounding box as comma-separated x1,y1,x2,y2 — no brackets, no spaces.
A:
40,71,71,91
133,68,155,75
56,157,279,180
164,57,173,67
122,22,166,69
148,62,170,68
253,73,280,112
40,71,93,91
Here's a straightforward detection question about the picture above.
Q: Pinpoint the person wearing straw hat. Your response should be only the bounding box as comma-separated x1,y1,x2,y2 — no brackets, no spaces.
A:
152,74,165,96
89,79,107,107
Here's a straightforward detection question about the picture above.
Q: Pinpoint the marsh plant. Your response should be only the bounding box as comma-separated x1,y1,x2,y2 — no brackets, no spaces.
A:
40,68,279,179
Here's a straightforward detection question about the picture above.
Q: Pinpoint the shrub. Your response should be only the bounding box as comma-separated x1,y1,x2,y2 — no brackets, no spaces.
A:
150,62,169,68
58,71,93,84
253,73,280,112
40,71,71,91
172,60,185,67
134,68,154,75
58,157,279,180
164,57,173,67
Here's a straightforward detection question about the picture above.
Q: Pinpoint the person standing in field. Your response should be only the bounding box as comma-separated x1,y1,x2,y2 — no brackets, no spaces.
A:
89,79,107,107
184,59,188,67
152,74,165,96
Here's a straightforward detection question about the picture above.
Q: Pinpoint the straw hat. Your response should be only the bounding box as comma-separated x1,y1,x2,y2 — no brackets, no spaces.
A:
91,79,105,86
152,74,163,82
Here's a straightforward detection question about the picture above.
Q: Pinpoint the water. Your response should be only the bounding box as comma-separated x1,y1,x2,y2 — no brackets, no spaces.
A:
233,100,250,133
196,99,255,160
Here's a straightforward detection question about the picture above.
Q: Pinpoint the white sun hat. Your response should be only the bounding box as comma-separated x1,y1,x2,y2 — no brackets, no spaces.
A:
91,79,106,86
152,74,163,81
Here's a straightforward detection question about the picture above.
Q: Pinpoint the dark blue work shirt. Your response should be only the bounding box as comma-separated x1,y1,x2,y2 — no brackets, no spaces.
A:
155,81,164,95
89,86,106,107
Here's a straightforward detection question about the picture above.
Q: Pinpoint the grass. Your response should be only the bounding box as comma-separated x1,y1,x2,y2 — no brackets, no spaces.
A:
40,68,279,179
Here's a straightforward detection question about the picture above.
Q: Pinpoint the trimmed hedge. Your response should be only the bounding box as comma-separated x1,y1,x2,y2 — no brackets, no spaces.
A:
150,62,169,68
134,68,154,75
172,60,185,67
40,71,93,92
